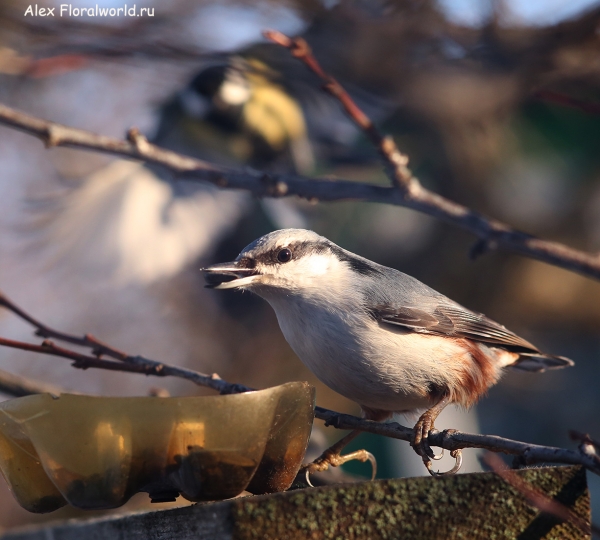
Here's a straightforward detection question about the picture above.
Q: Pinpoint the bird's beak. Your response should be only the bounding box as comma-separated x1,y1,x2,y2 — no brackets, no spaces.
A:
201,261,260,290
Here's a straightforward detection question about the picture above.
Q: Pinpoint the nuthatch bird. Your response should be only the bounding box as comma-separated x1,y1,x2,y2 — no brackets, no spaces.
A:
203,229,573,476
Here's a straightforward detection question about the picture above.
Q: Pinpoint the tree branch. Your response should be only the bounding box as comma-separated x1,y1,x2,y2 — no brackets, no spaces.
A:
263,30,416,192
0,291,252,395
263,30,600,279
0,101,598,279
1,292,599,478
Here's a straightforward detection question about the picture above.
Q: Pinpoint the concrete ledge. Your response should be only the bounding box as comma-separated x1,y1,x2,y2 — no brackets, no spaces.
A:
1,466,590,540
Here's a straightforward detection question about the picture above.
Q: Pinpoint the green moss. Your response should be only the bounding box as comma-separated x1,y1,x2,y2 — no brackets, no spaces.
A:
231,466,590,540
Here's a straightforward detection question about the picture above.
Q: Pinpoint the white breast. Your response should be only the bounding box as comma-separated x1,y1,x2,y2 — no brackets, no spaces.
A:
265,292,474,414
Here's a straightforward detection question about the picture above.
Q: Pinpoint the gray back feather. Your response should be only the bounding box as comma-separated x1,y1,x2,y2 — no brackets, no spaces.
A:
342,252,541,353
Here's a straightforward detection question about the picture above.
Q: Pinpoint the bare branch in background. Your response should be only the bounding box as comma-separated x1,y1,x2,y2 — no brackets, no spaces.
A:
263,30,416,192
1,291,600,478
0,102,599,280
0,291,254,395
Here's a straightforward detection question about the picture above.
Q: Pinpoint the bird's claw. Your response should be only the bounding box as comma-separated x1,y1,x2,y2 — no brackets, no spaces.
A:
428,447,445,460
305,467,315,487
424,449,463,476
422,429,444,460
301,448,378,486
301,454,331,487
412,414,461,473
363,451,378,480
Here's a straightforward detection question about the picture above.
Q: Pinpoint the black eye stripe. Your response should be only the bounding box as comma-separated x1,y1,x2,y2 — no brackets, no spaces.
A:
251,249,291,265
244,239,382,275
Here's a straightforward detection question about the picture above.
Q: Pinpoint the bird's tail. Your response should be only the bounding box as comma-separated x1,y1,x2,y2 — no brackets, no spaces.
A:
509,352,574,373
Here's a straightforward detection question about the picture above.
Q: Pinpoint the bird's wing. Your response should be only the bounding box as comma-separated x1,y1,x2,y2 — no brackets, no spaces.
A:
371,302,539,352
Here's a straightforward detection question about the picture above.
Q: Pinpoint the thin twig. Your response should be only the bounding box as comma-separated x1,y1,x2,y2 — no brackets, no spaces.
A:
262,30,600,280
483,452,598,537
0,336,166,376
263,30,416,192
0,103,599,280
0,291,251,395
1,292,600,477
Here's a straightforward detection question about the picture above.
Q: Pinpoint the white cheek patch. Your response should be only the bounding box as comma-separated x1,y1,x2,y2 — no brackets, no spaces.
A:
299,254,331,275
274,253,354,294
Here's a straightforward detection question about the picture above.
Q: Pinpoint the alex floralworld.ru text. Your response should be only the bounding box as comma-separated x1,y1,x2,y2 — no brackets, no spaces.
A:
24,4,155,17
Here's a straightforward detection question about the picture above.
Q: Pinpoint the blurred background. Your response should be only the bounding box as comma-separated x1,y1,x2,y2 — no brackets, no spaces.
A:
0,0,599,531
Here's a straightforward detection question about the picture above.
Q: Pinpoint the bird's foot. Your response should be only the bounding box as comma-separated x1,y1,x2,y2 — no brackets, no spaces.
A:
412,410,442,460
302,449,377,487
412,411,462,476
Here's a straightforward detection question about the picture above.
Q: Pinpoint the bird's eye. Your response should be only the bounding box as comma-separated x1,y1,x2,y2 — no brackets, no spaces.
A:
277,248,292,263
